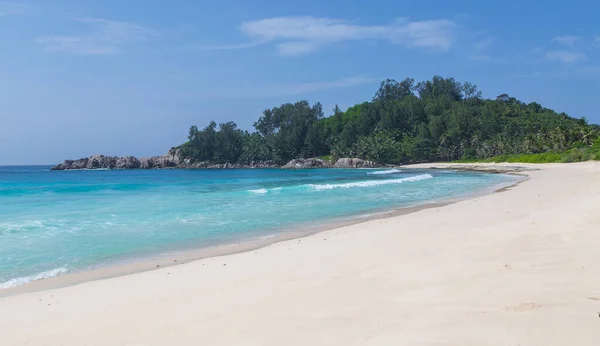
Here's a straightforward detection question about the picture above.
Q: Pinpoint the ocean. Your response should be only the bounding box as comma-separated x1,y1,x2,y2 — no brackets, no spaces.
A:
0,166,518,289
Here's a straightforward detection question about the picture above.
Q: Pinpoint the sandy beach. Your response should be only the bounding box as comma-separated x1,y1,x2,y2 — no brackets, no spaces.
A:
2,162,600,345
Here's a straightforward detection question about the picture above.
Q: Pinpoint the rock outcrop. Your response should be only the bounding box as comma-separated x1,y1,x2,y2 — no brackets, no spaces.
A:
333,158,379,168
139,155,178,169
51,153,179,170
52,158,90,170
281,157,382,169
87,155,117,169
282,158,333,169
51,154,279,170
115,156,141,169
176,160,279,169
51,154,380,171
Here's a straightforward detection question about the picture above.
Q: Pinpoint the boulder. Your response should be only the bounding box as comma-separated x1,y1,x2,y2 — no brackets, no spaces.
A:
138,157,153,169
50,161,70,171
115,156,141,169
86,155,116,169
50,158,89,170
250,160,278,168
333,158,379,168
138,155,179,169
51,154,285,170
153,155,178,168
282,158,332,169
70,158,89,169
167,148,183,164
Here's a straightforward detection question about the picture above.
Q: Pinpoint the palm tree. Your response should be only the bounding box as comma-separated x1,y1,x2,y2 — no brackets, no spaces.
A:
578,126,594,146
550,127,567,152
536,130,551,151
522,136,536,154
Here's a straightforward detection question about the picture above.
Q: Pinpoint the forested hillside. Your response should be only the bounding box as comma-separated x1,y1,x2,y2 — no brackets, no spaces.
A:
177,76,599,165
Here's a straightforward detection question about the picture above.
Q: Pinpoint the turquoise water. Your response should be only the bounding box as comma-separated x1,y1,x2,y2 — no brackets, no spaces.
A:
0,166,517,288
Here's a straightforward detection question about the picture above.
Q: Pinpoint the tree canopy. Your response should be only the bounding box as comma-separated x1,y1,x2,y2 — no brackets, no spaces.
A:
177,76,599,165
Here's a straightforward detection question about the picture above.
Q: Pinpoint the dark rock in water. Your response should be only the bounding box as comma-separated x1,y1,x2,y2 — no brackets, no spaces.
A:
87,155,116,169
52,154,143,170
50,151,279,170
51,158,89,170
115,156,140,169
282,158,332,169
333,158,379,168
175,160,279,169
71,158,89,169
137,155,179,169
52,155,135,170
138,157,152,169
51,152,383,170
282,157,379,169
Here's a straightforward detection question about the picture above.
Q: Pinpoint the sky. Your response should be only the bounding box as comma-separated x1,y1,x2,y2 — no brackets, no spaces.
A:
0,0,599,165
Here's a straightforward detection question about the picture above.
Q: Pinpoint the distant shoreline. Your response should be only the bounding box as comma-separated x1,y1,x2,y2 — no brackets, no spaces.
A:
0,166,523,297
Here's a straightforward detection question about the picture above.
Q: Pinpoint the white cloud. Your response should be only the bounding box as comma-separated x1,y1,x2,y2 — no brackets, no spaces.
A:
540,35,596,64
36,18,158,55
545,50,586,63
552,35,579,49
595,36,600,47
209,16,456,56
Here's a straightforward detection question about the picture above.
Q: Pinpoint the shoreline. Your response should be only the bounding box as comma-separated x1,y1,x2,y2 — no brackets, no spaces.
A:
0,167,524,297
3,162,600,345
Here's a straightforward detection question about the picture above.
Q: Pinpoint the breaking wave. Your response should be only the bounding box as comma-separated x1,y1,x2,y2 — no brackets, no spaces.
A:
308,174,433,190
367,169,402,175
0,267,68,289
248,187,283,194
249,188,268,194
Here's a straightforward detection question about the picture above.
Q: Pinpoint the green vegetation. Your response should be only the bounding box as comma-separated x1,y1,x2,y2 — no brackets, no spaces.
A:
456,144,600,164
454,152,563,164
177,76,599,165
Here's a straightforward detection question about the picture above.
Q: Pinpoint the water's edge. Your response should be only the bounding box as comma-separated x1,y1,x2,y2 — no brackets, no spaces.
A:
0,170,528,297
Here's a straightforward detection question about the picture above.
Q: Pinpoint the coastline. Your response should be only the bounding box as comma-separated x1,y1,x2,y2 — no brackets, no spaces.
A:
3,162,599,345
0,167,523,297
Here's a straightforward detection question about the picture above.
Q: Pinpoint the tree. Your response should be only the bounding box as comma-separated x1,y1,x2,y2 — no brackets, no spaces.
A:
240,132,271,163
305,122,327,157
462,81,482,100
373,78,414,102
214,122,244,163
200,121,217,161
188,125,199,142
175,76,595,165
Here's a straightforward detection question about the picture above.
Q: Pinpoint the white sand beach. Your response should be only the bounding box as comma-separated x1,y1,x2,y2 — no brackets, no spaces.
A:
2,162,600,345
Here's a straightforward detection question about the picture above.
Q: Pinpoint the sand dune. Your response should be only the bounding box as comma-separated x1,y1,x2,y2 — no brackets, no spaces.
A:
2,162,600,345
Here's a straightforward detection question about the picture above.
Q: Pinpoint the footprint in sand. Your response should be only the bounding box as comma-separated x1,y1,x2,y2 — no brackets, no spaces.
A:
505,302,542,312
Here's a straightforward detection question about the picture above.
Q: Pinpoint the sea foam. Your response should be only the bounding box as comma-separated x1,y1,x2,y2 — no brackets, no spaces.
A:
249,187,282,194
308,174,433,190
367,169,402,175
0,267,68,289
249,188,268,194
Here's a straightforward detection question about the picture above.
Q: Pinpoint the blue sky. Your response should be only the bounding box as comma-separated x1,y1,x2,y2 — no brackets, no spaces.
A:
0,0,599,165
